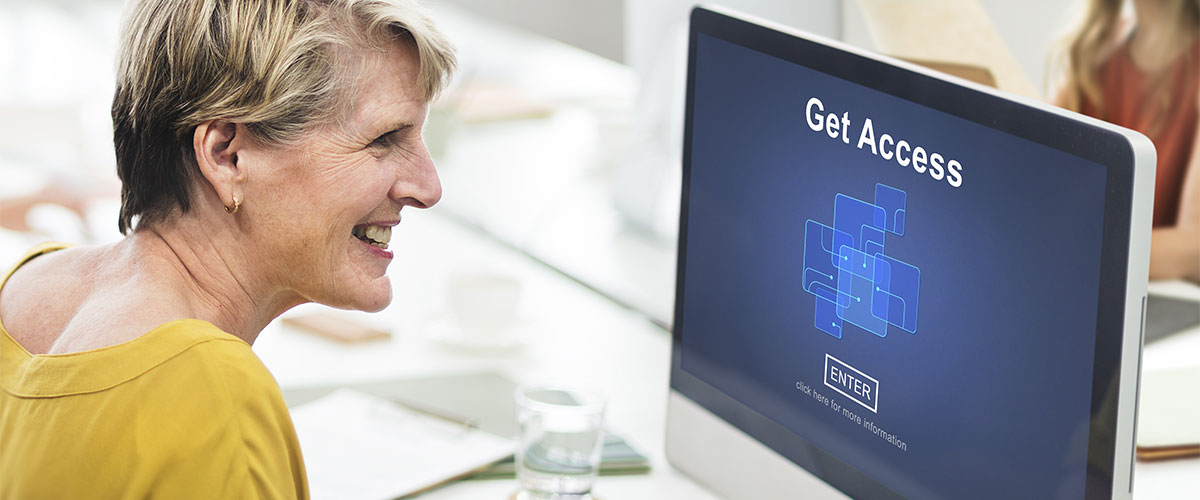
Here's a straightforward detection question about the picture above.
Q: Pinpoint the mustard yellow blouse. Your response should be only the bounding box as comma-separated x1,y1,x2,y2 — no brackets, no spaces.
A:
0,243,309,499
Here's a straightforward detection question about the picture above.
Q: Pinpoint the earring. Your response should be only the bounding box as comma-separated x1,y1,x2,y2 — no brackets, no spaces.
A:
224,195,240,215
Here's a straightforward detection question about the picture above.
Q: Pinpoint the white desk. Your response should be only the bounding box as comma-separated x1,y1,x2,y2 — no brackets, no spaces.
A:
251,209,1199,499
253,210,719,499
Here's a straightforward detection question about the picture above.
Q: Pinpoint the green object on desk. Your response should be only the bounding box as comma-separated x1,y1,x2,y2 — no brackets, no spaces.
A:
467,433,651,480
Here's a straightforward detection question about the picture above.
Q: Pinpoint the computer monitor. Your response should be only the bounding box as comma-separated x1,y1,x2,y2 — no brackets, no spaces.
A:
665,6,1155,500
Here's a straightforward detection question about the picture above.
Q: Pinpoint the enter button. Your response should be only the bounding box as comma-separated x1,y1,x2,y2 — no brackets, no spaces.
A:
824,354,879,413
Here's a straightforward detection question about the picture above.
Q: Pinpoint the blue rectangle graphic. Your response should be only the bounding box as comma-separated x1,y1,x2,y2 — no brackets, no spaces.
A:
815,298,843,339
833,194,885,251
837,270,888,337
872,254,920,333
861,225,886,257
803,220,852,292
874,183,907,235
837,244,877,280
803,184,920,340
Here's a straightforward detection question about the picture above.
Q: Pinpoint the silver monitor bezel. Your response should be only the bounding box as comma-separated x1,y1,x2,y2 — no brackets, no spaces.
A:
666,5,1155,500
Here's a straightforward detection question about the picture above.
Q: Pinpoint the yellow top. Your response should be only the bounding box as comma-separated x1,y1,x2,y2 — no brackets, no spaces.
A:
0,242,309,499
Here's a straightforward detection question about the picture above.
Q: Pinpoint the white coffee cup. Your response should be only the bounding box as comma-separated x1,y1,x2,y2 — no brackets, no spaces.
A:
446,272,523,340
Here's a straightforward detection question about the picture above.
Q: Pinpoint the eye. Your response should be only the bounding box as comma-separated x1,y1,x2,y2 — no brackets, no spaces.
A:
369,124,415,151
371,132,394,148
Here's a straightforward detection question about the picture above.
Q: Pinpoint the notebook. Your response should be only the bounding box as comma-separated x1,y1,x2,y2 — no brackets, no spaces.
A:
290,389,514,500
1136,365,1200,460
283,372,651,485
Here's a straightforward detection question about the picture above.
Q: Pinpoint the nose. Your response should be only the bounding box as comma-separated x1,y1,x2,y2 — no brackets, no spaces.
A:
390,139,442,209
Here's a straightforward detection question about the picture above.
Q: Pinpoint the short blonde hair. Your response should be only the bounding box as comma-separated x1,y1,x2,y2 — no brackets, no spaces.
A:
112,0,456,234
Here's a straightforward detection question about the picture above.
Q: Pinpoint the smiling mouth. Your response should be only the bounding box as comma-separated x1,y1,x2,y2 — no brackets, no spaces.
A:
352,224,392,250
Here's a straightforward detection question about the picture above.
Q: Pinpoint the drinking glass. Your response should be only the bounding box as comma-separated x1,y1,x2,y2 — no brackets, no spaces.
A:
514,385,606,500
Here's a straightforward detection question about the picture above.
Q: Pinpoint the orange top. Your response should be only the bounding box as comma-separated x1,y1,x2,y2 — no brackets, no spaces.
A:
1080,39,1199,227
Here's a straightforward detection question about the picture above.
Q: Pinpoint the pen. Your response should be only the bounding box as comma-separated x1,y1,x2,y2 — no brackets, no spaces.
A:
388,398,479,432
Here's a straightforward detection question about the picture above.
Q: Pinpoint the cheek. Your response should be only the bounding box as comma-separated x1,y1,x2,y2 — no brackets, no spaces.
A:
246,170,351,266
265,154,376,221
313,151,393,202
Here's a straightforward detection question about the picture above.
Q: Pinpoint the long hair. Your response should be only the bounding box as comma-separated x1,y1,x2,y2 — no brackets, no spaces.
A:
1053,0,1199,121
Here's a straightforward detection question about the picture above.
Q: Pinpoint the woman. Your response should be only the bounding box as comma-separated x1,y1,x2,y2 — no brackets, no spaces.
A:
1054,0,1200,281
0,0,454,497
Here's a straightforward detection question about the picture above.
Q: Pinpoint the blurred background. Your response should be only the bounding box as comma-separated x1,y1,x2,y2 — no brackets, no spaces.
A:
0,0,1083,327
5,3,1198,498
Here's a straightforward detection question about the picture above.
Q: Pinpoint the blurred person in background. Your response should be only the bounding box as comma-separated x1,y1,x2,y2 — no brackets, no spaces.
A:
0,0,454,498
1054,0,1200,282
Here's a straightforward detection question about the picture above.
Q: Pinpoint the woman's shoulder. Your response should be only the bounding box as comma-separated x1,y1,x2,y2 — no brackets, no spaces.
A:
0,318,305,500
1,241,226,355
0,242,86,291
168,320,283,397
145,322,306,499
86,320,294,456
0,243,98,353
79,321,303,499
123,319,279,397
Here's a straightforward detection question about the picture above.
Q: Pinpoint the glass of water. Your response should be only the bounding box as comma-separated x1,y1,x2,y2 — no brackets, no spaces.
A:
514,385,607,500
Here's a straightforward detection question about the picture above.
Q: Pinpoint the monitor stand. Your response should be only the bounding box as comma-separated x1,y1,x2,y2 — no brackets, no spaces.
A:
666,392,849,500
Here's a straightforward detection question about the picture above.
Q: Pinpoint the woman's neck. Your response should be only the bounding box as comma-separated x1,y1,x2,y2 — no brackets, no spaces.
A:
1128,0,1191,74
1132,0,1160,27
128,218,303,345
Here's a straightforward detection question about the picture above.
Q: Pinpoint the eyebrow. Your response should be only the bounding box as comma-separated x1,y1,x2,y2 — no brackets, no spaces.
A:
379,121,415,135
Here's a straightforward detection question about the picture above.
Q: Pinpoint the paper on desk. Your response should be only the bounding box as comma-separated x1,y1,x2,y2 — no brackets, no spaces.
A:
291,389,514,500
1136,365,1200,458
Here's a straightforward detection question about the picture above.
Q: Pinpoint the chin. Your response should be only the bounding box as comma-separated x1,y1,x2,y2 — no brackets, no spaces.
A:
355,280,393,313
360,278,393,309
359,297,391,313
324,278,392,313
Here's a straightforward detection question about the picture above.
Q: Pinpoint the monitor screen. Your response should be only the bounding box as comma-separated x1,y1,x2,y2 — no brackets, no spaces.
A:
671,11,1144,500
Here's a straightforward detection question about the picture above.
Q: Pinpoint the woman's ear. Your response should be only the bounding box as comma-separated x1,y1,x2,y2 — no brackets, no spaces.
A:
193,120,247,209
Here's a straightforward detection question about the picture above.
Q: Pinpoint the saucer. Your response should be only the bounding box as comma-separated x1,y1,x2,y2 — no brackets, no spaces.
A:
422,314,534,351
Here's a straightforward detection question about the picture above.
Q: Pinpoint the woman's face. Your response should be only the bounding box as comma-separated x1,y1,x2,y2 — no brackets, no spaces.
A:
237,40,441,313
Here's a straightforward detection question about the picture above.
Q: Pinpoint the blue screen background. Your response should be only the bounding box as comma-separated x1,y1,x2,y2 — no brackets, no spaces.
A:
680,34,1108,500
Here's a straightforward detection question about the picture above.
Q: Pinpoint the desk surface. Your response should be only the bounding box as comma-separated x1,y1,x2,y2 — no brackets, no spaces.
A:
254,210,720,499
251,210,1199,500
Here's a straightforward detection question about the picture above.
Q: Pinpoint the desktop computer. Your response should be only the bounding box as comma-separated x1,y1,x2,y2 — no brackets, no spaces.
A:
666,6,1155,500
